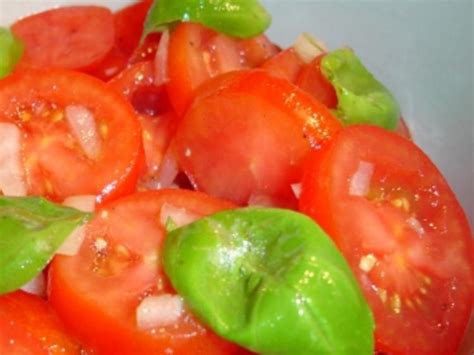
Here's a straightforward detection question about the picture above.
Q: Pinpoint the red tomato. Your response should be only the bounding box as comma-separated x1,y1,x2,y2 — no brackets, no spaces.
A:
171,70,341,207
0,291,81,354
109,61,178,185
166,23,279,116
260,48,305,83
12,6,114,72
295,54,338,108
0,68,143,203
48,189,242,354
299,125,474,354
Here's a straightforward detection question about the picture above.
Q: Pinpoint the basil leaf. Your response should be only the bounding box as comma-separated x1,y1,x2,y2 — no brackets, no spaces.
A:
144,0,271,39
0,27,23,79
0,197,90,294
163,208,374,354
321,48,400,130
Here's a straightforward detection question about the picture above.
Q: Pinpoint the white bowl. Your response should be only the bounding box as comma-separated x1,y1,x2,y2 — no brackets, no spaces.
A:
1,0,472,227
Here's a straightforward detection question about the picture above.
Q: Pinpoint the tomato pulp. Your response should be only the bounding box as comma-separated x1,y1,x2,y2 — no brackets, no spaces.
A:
300,125,474,354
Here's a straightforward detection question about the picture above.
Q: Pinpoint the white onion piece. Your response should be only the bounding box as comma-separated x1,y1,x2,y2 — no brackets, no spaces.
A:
136,294,184,330
349,161,374,197
56,224,86,256
0,123,27,196
293,32,328,64
21,272,46,297
154,151,180,189
160,203,200,228
65,105,102,160
291,183,302,199
406,216,425,235
248,194,278,207
63,195,96,212
154,30,170,86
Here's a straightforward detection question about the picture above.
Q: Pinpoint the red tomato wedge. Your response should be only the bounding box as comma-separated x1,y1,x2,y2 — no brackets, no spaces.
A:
166,22,279,116
171,70,341,207
299,125,474,354
295,54,338,108
0,68,143,202
48,189,242,355
12,6,114,71
260,48,305,83
0,291,81,354
109,61,178,185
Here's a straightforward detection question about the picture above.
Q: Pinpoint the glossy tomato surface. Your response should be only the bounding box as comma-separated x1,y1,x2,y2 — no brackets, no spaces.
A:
300,125,474,354
48,189,241,355
0,68,143,203
171,69,341,208
0,291,82,354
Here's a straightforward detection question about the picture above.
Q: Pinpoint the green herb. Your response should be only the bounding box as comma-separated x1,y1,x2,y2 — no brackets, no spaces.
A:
321,48,400,130
0,197,90,294
163,208,374,354
0,27,23,79
144,0,271,39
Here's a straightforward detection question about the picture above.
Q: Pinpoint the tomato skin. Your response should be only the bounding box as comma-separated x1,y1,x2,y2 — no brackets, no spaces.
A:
166,23,279,117
0,68,143,203
12,6,114,72
48,189,241,355
0,291,81,354
171,69,341,207
300,125,474,354
261,48,305,83
295,54,338,108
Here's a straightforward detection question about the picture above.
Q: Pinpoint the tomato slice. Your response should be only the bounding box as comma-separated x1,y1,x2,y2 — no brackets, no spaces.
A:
0,291,81,354
48,189,241,354
299,125,474,354
12,6,114,72
166,22,279,116
295,54,338,108
0,68,143,202
171,70,341,207
260,48,305,83
109,61,178,186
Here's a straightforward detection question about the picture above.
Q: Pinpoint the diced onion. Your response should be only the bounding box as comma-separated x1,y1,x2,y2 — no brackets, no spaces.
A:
349,161,374,197
56,224,86,256
63,195,96,212
247,194,277,207
65,104,102,160
154,30,170,86
293,32,328,64
21,272,46,297
291,183,302,199
154,150,180,189
160,203,200,228
136,294,184,330
0,123,27,196
406,216,425,235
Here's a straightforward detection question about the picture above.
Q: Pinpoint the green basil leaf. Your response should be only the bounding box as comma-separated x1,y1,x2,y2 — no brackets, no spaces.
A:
144,0,271,39
321,48,400,130
163,208,374,354
0,197,90,294
0,27,23,79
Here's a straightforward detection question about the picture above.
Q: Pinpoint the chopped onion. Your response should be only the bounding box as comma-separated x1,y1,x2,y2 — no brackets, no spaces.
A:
154,30,170,86
154,150,180,189
293,32,328,64
56,224,86,256
65,104,102,160
63,195,96,212
0,123,27,196
291,183,302,199
247,194,277,207
160,203,200,228
21,272,46,297
349,161,374,197
136,294,184,330
406,216,425,235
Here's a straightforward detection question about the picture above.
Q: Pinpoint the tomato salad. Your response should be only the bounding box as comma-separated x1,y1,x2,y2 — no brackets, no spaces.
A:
0,0,472,354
